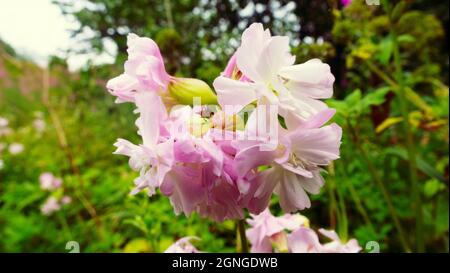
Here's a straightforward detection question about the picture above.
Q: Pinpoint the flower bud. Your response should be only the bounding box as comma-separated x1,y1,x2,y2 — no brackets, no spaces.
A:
168,77,218,106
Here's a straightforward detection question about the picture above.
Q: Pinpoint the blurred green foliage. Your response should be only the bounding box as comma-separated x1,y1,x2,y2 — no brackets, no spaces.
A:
0,0,448,252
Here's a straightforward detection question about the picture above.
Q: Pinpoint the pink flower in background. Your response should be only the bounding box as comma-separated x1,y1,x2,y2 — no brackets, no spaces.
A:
107,33,170,103
287,227,361,253
41,197,61,216
0,117,12,137
38,171,71,215
0,117,8,127
317,229,362,253
341,0,352,7
164,237,201,253
39,172,63,191
52,177,63,189
8,143,24,155
246,209,361,253
33,118,46,132
246,208,308,253
61,196,72,205
287,227,323,253
39,172,54,190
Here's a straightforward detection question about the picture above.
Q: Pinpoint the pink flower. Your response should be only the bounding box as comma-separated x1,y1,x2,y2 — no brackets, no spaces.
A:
160,107,245,221
222,53,237,78
164,237,201,253
318,229,362,253
107,23,343,224
41,197,61,216
113,92,173,196
39,172,63,191
0,118,12,137
0,117,8,127
9,143,24,155
61,195,72,205
246,208,308,253
33,118,46,132
287,227,323,253
107,33,170,103
39,172,54,190
213,23,334,120
235,109,342,213
287,227,361,253
221,53,251,82
246,210,362,253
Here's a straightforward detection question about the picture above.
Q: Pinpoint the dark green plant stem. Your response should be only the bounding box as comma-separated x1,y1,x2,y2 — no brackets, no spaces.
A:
326,174,339,229
347,120,411,252
391,32,424,252
338,160,375,233
329,163,348,241
58,212,72,241
237,219,249,253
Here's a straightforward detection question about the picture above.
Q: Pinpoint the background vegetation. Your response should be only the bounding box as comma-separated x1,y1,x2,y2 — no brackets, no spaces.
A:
0,0,448,252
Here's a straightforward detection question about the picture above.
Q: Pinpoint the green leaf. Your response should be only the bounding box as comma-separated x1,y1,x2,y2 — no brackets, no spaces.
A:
435,196,449,234
377,38,393,65
345,89,362,106
397,34,416,44
327,99,350,117
375,116,403,133
361,87,391,109
391,1,407,23
423,179,445,198
123,216,148,235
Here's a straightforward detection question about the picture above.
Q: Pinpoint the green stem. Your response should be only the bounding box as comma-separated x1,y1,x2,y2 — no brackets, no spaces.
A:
391,32,424,252
326,176,339,230
58,211,72,241
237,219,249,253
338,160,375,232
347,120,411,252
329,163,348,241
164,0,174,29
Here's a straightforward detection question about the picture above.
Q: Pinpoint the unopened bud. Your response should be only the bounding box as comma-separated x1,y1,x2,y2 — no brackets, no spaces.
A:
168,77,218,106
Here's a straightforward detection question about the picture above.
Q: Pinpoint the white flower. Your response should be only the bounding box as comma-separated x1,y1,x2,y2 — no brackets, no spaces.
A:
9,143,24,155
0,117,8,127
33,119,46,132
41,197,61,215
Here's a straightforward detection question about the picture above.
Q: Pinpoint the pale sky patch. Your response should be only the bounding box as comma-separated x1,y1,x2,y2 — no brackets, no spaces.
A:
0,0,116,71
